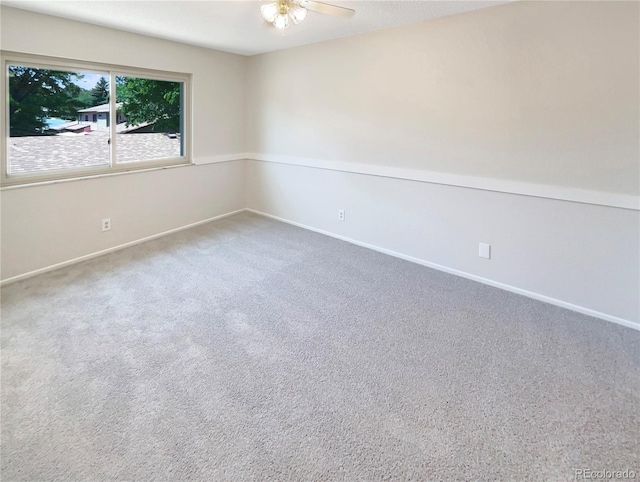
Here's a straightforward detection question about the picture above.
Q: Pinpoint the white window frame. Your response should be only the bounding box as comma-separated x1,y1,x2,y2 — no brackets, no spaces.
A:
1,51,192,187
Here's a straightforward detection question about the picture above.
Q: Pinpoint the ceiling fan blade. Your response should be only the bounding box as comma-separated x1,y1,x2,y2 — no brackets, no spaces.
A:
300,1,355,18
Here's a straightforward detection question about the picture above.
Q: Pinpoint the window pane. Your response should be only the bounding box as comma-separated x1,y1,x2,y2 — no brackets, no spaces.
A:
8,65,110,174
115,75,183,163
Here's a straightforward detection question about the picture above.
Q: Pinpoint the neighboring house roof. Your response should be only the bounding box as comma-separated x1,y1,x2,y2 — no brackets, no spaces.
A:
78,102,123,113
50,122,92,132
116,121,154,134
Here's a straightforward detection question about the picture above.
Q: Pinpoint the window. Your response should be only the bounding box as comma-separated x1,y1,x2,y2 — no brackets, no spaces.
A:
2,52,191,186
115,75,184,163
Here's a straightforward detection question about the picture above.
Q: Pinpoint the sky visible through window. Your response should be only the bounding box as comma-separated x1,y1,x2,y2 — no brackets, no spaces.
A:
73,72,104,90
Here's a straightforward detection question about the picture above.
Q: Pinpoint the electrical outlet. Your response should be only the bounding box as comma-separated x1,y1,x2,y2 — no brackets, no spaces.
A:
479,243,491,259
102,218,111,232
338,209,345,221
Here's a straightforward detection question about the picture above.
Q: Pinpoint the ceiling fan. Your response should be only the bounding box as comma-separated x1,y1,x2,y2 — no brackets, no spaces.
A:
261,0,355,31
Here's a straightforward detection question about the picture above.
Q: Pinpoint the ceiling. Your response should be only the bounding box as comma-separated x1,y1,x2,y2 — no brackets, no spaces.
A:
1,0,506,56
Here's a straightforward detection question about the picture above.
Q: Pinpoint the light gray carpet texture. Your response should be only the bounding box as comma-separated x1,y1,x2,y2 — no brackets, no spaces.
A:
1,212,638,481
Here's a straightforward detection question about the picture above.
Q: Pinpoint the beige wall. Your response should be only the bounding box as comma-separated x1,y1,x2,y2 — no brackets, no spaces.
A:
246,160,640,325
1,3,638,326
245,1,640,326
2,162,246,280
247,1,639,196
0,6,247,280
1,6,246,160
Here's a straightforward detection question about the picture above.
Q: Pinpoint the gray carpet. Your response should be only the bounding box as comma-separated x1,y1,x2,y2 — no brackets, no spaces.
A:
1,212,638,481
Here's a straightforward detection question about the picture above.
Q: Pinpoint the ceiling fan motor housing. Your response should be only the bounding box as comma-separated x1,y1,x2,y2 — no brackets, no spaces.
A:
261,0,353,30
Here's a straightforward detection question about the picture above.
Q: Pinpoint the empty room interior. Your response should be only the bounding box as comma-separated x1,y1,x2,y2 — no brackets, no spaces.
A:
1,0,638,479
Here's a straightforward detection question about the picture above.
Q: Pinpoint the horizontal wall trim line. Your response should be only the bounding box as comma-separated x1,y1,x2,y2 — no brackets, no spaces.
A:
0,162,191,191
0,209,246,286
246,208,639,332
0,158,248,191
194,154,250,165
246,154,640,211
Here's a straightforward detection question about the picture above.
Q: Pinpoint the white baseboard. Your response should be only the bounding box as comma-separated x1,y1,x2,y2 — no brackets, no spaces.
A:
0,209,246,287
246,208,640,332
4,205,637,332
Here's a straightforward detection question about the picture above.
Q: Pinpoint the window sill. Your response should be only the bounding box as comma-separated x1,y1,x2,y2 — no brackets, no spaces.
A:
0,161,194,191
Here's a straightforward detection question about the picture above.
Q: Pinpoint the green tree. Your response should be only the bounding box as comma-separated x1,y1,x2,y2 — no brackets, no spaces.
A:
90,76,109,105
75,88,94,109
9,66,85,136
117,76,181,132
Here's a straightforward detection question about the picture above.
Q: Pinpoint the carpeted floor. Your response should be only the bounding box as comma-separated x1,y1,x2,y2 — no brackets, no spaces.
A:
1,212,638,480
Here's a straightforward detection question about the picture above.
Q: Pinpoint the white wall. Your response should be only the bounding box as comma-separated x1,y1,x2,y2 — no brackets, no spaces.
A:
245,1,640,326
0,6,247,280
246,161,639,326
2,162,245,280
